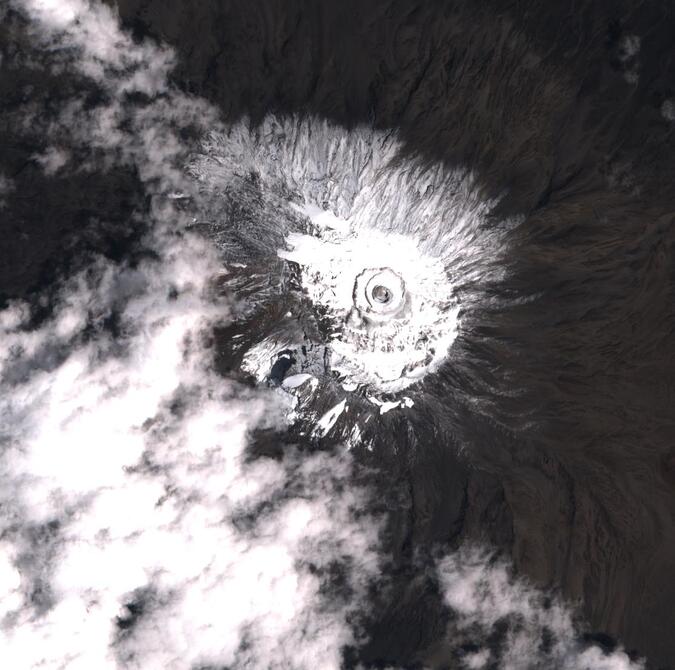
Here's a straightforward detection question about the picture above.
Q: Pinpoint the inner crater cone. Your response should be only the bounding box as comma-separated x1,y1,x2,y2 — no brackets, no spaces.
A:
357,267,408,321
371,285,392,303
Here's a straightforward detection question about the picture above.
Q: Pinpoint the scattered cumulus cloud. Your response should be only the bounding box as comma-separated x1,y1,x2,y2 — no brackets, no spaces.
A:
617,35,640,85
0,225,382,670
437,547,643,670
16,0,174,96
661,100,675,122
12,0,219,191
33,146,69,175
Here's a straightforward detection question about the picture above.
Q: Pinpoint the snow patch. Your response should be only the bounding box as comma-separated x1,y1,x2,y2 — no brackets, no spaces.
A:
314,399,348,438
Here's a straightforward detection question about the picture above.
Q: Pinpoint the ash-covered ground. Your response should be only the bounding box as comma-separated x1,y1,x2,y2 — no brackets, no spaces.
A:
1,1,675,669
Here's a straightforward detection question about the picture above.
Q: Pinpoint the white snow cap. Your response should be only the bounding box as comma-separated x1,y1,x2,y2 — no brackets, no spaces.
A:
280,205,460,393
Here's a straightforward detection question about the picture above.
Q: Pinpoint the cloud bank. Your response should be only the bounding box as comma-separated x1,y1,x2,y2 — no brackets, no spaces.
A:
2,2,381,668
0,222,382,670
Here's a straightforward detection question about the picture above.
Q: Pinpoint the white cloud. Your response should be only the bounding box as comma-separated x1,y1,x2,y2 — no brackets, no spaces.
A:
661,100,675,122
33,146,69,175
2,3,382,669
619,35,641,60
617,35,640,85
12,0,219,195
16,0,174,95
0,222,383,670
437,546,644,670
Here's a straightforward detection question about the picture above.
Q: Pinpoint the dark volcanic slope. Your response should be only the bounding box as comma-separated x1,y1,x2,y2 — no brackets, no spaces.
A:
2,0,675,667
